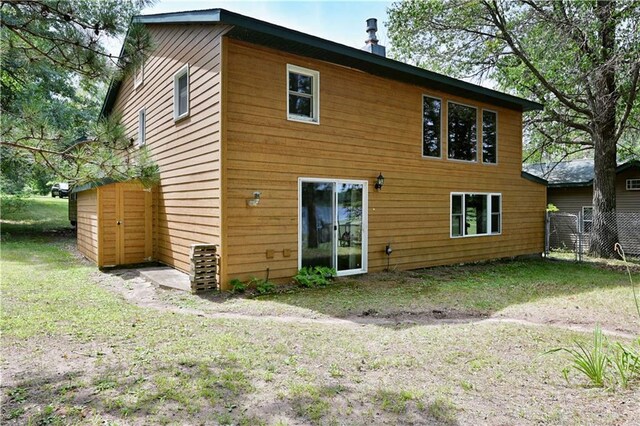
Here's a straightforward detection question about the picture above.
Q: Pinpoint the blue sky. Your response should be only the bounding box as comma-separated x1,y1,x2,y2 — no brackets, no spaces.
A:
140,0,393,50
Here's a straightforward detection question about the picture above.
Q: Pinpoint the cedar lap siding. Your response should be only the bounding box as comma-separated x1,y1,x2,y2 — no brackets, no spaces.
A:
92,9,546,289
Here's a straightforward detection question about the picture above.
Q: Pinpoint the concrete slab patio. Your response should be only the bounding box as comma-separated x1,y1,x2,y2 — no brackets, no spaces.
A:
138,266,191,292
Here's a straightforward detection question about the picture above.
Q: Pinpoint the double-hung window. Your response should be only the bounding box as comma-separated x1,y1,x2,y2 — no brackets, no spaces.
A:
287,64,319,123
422,96,442,158
173,64,189,121
448,102,477,162
137,108,146,147
451,193,501,237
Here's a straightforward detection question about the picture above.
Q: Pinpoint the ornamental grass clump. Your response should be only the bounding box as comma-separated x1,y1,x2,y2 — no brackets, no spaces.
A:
547,326,608,387
547,243,640,389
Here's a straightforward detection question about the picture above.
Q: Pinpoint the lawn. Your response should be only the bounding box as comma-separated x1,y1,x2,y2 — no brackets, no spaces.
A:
1,198,639,425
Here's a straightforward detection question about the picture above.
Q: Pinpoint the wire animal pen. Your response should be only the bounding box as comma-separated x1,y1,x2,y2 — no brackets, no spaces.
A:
545,211,640,261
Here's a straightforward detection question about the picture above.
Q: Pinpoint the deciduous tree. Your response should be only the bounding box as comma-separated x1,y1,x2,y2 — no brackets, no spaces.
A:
388,0,640,257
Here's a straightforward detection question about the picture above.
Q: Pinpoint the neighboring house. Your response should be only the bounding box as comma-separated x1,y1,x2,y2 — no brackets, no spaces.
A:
524,159,640,217
524,159,640,254
75,9,547,290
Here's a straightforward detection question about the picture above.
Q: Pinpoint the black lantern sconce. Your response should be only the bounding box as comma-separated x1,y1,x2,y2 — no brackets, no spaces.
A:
375,173,385,191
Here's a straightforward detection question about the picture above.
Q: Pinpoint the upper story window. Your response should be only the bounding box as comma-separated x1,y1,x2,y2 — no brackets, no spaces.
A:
137,108,146,147
482,110,497,164
422,96,442,158
626,179,640,190
134,60,144,89
447,102,477,162
287,64,319,124
451,193,501,238
173,64,189,121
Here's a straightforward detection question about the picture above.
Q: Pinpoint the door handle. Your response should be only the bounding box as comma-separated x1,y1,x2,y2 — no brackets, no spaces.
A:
117,221,121,225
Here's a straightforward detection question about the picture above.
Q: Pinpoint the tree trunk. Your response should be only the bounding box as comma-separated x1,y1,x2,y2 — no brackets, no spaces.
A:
589,128,618,258
589,0,619,258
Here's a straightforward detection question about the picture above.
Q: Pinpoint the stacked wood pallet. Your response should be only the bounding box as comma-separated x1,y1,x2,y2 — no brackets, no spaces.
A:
189,244,218,293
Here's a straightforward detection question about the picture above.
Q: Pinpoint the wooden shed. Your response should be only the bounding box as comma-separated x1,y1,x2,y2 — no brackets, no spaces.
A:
75,181,152,267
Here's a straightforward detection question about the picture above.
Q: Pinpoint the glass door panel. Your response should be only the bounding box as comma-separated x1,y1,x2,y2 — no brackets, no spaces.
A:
336,183,363,272
301,181,334,269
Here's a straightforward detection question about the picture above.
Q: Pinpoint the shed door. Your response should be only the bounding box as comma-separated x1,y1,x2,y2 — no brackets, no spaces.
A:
116,183,152,265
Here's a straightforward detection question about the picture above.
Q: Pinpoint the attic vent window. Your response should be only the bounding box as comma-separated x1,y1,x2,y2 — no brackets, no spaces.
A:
627,179,640,190
173,64,189,121
287,64,319,124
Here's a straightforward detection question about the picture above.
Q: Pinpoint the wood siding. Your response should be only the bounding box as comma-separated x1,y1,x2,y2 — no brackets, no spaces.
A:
111,24,230,273
221,39,546,288
617,168,640,212
76,189,99,263
547,187,592,216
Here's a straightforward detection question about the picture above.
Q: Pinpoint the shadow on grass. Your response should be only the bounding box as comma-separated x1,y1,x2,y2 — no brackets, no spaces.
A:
1,358,455,425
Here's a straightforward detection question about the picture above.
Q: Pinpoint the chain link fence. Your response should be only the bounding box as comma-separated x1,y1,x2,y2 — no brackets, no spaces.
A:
545,211,640,261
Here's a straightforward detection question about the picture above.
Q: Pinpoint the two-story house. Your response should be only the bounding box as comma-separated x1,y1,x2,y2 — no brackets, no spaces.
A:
74,9,547,290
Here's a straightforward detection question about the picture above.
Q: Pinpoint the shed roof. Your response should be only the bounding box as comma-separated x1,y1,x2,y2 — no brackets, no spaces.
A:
101,8,543,117
523,159,640,188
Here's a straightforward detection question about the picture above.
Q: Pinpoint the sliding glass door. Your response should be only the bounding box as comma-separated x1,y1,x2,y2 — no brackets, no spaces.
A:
299,179,367,275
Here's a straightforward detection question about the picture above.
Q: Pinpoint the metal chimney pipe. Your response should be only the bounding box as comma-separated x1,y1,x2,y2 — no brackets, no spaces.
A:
366,18,378,44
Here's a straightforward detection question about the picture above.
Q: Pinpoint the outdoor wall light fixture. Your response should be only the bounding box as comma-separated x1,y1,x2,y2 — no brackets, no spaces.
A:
375,173,385,191
247,191,261,207
385,243,393,271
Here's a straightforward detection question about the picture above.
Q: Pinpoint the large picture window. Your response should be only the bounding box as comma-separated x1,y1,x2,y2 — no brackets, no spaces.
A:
448,102,477,162
422,96,442,158
451,193,501,237
482,110,497,164
287,64,319,123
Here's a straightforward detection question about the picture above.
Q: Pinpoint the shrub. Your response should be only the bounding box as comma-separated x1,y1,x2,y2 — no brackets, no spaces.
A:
293,266,336,288
0,193,27,215
246,277,275,295
228,278,246,294
255,280,275,295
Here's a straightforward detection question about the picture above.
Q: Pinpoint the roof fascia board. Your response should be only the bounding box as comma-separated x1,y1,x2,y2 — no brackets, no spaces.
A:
216,9,542,112
521,171,547,185
101,8,542,118
548,182,592,188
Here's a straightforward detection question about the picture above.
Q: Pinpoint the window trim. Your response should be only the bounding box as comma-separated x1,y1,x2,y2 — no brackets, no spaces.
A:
626,178,640,190
581,206,593,233
450,192,502,238
137,108,146,147
173,64,190,121
421,94,443,160
446,101,479,163
481,108,498,165
286,64,320,125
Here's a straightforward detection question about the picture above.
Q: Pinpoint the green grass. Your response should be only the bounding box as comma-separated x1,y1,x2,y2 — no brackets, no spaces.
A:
2,197,639,425
1,196,72,234
258,260,640,322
